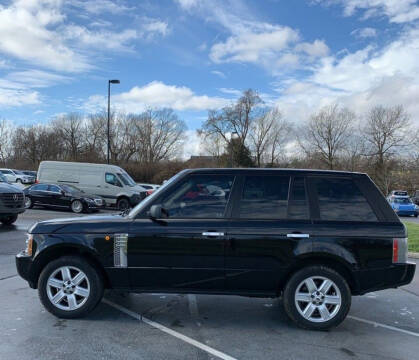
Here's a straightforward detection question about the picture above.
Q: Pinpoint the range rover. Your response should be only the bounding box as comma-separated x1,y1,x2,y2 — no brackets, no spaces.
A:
16,169,415,330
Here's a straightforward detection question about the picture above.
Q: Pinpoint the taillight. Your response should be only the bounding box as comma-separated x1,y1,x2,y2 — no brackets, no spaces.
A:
393,238,408,263
146,189,154,196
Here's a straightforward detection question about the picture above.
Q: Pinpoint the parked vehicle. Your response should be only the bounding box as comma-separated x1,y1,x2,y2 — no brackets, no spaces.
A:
0,174,25,225
16,168,415,330
137,183,160,195
388,196,418,217
23,183,105,213
411,190,419,205
0,168,35,184
22,170,37,178
37,161,147,210
388,190,408,198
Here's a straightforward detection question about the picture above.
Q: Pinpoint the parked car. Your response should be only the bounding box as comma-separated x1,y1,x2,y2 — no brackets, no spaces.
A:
16,168,415,330
23,183,105,213
22,170,37,178
137,183,160,195
37,161,147,210
388,196,418,217
411,190,419,205
0,168,35,184
388,190,408,198
0,173,25,225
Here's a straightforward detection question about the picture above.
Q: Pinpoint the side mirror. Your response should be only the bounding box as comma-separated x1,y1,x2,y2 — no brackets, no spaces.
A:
150,204,163,219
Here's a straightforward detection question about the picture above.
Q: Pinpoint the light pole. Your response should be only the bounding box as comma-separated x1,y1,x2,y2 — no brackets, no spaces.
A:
230,131,238,167
107,79,120,164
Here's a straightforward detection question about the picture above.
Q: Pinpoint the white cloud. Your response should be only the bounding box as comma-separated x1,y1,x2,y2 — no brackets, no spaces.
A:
295,40,330,57
351,27,377,38
6,70,71,88
69,0,133,14
0,0,91,72
314,0,419,23
175,0,199,10
275,26,419,125
84,81,230,113
0,88,40,107
211,70,226,78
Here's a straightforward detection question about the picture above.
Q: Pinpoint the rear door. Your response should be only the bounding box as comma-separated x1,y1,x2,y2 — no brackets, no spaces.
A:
30,184,50,205
225,174,313,295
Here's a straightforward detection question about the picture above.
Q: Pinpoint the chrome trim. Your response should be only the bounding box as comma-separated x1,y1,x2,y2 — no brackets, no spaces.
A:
114,233,128,267
287,233,310,238
202,232,224,237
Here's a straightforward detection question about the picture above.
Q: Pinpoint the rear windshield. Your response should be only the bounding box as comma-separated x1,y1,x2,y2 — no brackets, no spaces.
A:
393,198,412,204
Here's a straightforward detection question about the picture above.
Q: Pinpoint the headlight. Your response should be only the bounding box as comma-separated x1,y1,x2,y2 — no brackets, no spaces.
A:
25,234,33,256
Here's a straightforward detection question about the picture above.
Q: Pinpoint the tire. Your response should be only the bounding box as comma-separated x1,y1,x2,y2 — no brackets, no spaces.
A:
71,200,84,213
283,266,351,330
38,256,104,319
0,215,18,225
117,197,130,211
25,196,33,209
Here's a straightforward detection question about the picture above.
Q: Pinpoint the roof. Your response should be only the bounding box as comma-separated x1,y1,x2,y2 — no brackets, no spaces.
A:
183,168,366,176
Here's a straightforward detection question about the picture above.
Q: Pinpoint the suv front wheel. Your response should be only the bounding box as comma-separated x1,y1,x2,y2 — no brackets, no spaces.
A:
1,215,18,225
38,256,104,318
283,266,351,330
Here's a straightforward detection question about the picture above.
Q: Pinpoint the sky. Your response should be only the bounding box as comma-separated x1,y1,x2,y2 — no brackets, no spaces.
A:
0,0,419,156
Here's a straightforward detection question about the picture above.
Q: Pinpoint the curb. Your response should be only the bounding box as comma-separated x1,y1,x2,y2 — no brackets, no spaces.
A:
408,252,419,259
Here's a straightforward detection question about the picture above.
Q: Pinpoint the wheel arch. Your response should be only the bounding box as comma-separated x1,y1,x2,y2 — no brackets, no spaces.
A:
31,245,110,290
278,253,359,295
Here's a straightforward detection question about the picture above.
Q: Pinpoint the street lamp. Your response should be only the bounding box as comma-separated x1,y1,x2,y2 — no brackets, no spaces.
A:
107,79,120,164
230,131,239,168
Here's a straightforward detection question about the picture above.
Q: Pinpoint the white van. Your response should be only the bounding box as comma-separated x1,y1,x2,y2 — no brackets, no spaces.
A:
37,161,147,210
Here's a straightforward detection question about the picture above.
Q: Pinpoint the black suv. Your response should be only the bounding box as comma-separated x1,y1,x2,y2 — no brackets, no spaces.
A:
0,174,25,225
16,169,415,330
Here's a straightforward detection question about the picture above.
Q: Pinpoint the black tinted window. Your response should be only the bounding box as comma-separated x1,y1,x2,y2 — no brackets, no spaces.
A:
288,177,309,219
32,184,48,191
49,185,61,193
239,176,290,219
160,175,234,218
313,178,377,221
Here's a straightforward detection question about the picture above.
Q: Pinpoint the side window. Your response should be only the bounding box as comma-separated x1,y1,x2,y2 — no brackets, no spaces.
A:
105,173,121,187
159,175,234,218
239,176,290,219
288,177,309,219
33,184,49,191
49,185,61,193
313,177,377,222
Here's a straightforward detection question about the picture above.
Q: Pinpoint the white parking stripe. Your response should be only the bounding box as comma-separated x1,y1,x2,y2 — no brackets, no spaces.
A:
103,298,238,360
348,315,419,337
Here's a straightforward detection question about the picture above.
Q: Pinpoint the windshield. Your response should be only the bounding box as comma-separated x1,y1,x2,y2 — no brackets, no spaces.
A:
393,198,412,204
61,184,82,193
128,171,185,218
117,172,136,187
13,170,24,175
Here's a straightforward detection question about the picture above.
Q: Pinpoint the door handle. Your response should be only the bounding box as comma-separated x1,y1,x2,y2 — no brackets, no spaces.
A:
287,233,310,238
202,232,224,237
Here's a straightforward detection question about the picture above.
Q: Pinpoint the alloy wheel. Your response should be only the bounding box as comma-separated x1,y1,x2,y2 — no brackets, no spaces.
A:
71,200,83,213
46,266,90,311
294,276,341,323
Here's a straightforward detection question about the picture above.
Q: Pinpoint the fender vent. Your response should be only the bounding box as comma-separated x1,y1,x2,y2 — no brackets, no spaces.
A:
114,233,128,267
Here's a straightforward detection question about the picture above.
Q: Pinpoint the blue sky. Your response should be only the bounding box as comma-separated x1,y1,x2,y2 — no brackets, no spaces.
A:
0,0,418,144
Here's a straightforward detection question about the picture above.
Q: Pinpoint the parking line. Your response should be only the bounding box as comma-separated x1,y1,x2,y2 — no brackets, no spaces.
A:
348,315,419,337
103,298,238,360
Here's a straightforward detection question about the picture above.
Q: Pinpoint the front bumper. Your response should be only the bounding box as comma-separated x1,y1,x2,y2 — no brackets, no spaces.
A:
16,251,36,288
353,262,416,295
21,178,35,184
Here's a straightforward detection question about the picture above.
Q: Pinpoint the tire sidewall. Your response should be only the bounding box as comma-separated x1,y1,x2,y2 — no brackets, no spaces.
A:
117,197,130,211
283,266,351,330
38,256,104,319
25,196,32,209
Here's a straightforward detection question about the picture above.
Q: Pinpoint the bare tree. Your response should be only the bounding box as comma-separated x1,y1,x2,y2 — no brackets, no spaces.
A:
299,104,355,170
362,105,412,193
134,108,186,163
0,120,13,165
250,108,292,167
52,113,84,161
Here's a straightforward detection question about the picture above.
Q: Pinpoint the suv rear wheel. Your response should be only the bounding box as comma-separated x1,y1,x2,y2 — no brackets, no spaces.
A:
283,266,351,330
38,256,104,318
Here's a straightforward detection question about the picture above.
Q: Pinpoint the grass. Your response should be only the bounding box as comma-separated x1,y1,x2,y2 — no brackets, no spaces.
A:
404,221,419,252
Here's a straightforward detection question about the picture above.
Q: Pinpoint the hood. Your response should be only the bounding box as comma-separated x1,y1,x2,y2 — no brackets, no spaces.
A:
133,184,147,193
0,182,23,193
29,214,130,234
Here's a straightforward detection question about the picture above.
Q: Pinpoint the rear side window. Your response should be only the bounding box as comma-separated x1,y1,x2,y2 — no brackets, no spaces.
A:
32,184,49,191
288,177,309,219
239,176,290,219
312,177,377,222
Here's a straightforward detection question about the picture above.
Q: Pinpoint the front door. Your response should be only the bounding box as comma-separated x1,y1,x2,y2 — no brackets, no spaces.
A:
128,174,236,292
225,175,313,295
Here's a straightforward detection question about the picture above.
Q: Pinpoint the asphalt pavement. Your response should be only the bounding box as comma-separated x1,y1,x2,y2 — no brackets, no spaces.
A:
0,209,418,360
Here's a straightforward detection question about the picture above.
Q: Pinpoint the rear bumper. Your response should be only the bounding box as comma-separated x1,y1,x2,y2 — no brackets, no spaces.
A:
15,251,36,288
396,210,418,216
353,262,416,295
